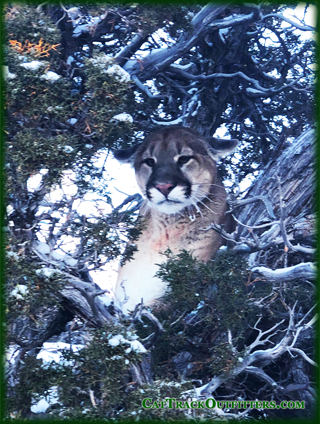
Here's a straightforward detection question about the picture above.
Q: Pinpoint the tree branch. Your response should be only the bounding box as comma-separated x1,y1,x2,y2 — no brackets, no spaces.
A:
251,262,316,282
200,303,316,395
262,13,315,32
131,75,165,100
115,32,148,67
227,195,276,219
125,5,260,80
168,67,302,98
287,347,318,367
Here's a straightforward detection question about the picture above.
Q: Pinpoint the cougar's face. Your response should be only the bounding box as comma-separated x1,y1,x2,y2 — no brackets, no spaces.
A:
134,129,217,214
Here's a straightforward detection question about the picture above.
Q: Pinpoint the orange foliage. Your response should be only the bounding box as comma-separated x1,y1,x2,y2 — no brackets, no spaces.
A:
9,38,60,57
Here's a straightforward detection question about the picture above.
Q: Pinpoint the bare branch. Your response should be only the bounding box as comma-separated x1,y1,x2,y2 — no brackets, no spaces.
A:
115,32,148,67
112,192,143,213
227,195,276,219
262,13,316,32
168,68,302,98
245,366,280,388
251,262,316,282
232,215,280,230
200,303,316,395
131,75,165,100
125,5,261,80
287,347,318,367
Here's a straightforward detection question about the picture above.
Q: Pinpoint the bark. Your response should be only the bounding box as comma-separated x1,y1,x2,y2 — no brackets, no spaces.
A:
232,128,315,255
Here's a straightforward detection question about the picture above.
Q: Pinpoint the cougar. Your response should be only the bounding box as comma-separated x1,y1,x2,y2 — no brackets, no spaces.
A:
113,127,238,314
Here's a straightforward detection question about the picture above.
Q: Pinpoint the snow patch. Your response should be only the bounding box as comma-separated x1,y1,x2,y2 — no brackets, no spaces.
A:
108,335,146,353
170,62,193,71
27,173,43,192
125,340,146,354
108,334,124,347
67,118,78,125
31,386,59,414
111,113,133,124
36,267,61,278
63,145,75,153
151,117,183,126
40,71,60,82
37,342,84,364
67,7,81,21
7,251,19,260
10,284,29,299
66,55,75,65
89,55,113,68
106,64,131,83
20,61,46,71
73,16,103,38
31,398,50,414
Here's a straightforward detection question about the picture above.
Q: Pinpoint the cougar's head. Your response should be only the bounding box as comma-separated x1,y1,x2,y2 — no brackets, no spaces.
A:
114,127,238,214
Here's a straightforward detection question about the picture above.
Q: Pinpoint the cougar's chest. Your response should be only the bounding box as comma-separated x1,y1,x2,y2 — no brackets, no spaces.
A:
114,215,191,314
146,217,187,253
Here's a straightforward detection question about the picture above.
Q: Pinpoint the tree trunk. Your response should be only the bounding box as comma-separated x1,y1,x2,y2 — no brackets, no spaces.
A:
230,128,315,265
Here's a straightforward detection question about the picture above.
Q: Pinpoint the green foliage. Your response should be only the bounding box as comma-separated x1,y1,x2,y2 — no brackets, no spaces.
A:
5,4,61,48
5,4,138,196
6,355,55,418
6,246,65,341
68,212,143,267
151,250,256,379
6,67,73,126
7,130,79,188
7,323,191,420
157,249,251,328
78,54,136,148
119,215,145,265
5,4,140,324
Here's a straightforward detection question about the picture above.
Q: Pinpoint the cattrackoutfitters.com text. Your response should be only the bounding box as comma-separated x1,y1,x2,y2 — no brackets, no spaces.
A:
142,398,305,410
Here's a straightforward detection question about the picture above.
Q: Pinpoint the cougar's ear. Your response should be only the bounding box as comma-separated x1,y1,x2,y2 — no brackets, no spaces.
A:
113,143,141,166
206,137,238,161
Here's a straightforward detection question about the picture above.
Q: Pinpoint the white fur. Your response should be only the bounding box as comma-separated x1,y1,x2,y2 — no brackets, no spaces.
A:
148,186,196,214
115,250,167,314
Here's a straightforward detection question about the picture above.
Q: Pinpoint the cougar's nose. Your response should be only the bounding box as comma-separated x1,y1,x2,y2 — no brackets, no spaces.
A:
155,183,175,197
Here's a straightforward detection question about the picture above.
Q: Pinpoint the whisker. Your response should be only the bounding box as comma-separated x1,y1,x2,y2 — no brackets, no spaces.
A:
192,190,215,203
191,193,217,215
192,183,225,190
190,202,203,218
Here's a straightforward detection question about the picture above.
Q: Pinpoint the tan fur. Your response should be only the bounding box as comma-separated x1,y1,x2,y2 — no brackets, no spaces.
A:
114,127,237,314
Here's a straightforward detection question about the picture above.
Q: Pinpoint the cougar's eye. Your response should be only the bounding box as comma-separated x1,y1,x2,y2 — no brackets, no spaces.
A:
178,156,192,165
144,158,156,167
